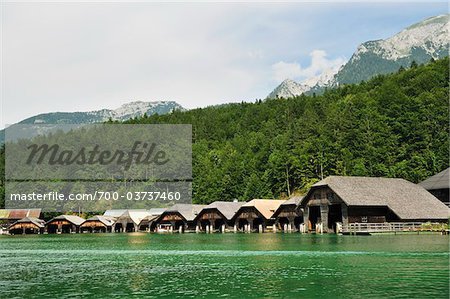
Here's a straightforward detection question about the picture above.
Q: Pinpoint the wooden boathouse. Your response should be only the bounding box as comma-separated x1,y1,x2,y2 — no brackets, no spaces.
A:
80,216,115,233
46,215,86,234
138,208,166,231
273,196,303,232
0,209,42,229
156,204,205,232
9,217,45,235
232,199,283,232
194,201,244,232
112,210,150,232
419,167,449,207
300,176,450,234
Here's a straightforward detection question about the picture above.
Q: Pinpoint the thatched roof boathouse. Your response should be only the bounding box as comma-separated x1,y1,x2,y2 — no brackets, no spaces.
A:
9,217,45,235
232,199,283,232
80,216,115,233
156,204,205,233
300,176,450,234
46,215,86,234
273,196,303,232
194,201,244,233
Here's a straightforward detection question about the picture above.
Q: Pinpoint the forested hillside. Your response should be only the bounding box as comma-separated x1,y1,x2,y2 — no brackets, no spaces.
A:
122,58,449,203
0,58,448,207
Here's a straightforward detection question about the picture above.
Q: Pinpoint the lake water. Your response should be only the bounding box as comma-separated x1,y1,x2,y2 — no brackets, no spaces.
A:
0,233,448,298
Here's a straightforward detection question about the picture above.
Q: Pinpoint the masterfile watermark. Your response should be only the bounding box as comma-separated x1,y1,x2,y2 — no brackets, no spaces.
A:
4,124,192,212
26,141,169,170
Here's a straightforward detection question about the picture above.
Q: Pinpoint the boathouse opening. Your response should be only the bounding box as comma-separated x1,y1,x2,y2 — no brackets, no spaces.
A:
9,227,36,234
61,224,72,234
308,206,320,231
328,204,343,232
114,223,123,232
125,223,135,232
47,224,58,234
237,218,249,231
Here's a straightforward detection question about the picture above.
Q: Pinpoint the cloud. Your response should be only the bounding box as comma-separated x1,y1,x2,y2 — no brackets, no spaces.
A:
272,50,346,83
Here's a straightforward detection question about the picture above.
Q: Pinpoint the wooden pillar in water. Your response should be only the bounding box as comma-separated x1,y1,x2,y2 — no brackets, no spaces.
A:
341,204,349,227
209,220,214,233
288,217,294,232
303,206,309,233
320,205,329,233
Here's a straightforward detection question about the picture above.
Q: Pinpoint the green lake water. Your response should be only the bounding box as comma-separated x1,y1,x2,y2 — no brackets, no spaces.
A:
0,233,448,298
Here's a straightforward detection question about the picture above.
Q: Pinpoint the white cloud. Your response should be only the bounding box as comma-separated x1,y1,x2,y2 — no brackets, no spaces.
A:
272,50,346,83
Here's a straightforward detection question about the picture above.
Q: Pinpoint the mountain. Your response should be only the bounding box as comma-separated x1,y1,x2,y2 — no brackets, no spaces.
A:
266,79,310,99
0,100,184,143
15,101,184,125
267,14,450,99
333,14,449,86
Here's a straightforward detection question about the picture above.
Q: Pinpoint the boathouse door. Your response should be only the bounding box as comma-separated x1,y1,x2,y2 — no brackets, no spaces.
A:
308,206,320,231
328,204,343,233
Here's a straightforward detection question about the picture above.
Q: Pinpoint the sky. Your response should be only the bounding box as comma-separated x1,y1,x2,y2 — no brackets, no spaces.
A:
1,1,448,127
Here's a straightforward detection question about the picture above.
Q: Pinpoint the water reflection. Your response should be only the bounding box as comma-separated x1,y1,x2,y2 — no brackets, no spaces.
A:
0,234,448,298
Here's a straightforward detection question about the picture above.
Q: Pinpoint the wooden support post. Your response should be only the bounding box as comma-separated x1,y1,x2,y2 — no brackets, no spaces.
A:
209,220,214,233
303,206,309,233
320,205,329,233
341,204,348,227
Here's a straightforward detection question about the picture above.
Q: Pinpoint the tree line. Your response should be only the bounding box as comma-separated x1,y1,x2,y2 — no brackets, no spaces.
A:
0,58,448,207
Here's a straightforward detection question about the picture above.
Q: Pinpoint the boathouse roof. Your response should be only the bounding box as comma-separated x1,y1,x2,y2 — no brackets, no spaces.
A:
241,199,284,219
280,196,303,206
9,217,45,229
147,208,167,216
104,209,128,218
83,215,115,227
138,214,160,226
115,210,151,225
47,215,86,226
272,196,304,218
0,209,41,220
303,176,449,220
419,167,449,190
197,201,245,220
163,204,206,221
